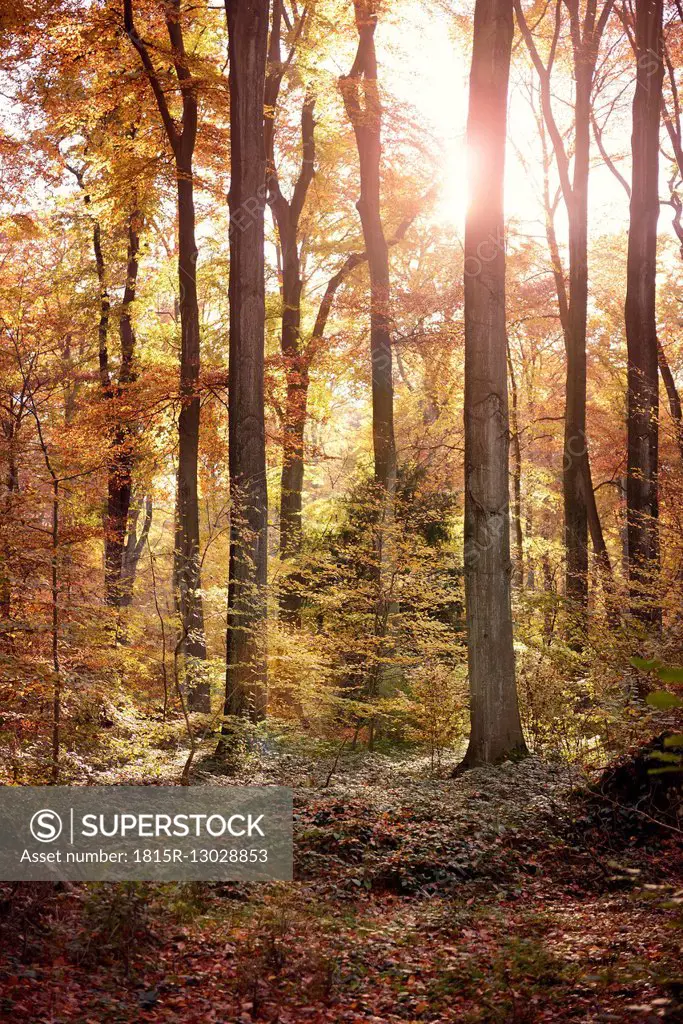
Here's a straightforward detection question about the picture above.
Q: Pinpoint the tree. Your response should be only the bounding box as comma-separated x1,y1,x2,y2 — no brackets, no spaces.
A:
339,0,397,498
61,161,139,611
264,1,316,624
103,211,144,610
624,0,664,625
515,0,614,639
124,0,208,710
458,0,528,767
532,100,618,619
661,0,683,257
222,0,270,723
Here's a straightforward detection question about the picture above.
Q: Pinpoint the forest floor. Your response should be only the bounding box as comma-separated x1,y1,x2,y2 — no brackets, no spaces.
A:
0,749,681,1023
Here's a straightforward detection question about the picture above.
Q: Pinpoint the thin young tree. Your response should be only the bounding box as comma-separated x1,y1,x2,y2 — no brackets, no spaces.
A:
624,0,664,625
222,0,269,723
515,0,614,638
124,0,208,710
264,0,315,625
102,209,148,612
458,0,527,768
531,100,618,620
268,2,428,626
595,9,683,471
339,0,401,724
63,160,144,610
339,0,397,498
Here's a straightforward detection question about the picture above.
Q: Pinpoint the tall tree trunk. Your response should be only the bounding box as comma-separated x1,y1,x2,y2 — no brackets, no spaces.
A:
275,204,426,629
175,164,208,705
516,0,614,641
61,161,134,611
120,495,153,608
506,337,524,588
0,438,19,624
539,120,618,623
595,33,683,474
125,0,208,710
93,220,110,393
563,57,591,628
458,0,527,769
262,2,316,625
340,0,398,714
278,352,309,625
625,0,663,627
657,338,683,466
105,211,140,608
340,0,396,496
222,0,269,723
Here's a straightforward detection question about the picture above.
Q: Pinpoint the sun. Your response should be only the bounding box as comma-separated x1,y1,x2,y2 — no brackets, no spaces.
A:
382,0,634,238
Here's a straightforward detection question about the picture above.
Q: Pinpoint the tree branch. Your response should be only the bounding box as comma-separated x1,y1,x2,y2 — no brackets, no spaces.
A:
124,0,180,153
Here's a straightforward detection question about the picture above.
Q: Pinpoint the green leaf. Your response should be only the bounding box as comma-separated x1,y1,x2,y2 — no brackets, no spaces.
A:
646,690,683,710
631,657,661,673
656,666,683,685
663,734,683,748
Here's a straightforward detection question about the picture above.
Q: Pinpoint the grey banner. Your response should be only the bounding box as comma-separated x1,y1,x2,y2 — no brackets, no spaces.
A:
0,786,293,881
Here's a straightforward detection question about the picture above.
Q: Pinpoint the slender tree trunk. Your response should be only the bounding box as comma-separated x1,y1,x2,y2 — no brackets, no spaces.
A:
563,62,591,629
120,495,153,608
105,211,141,608
262,6,316,624
625,0,663,627
340,0,398,713
657,338,683,465
538,89,618,622
0,442,19,622
278,354,309,625
222,0,269,724
175,166,208,706
662,36,683,258
517,0,614,639
340,0,396,496
93,221,110,392
506,338,524,588
124,0,208,710
278,248,306,563
458,0,527,769
277,228,309,624
50,476,60,783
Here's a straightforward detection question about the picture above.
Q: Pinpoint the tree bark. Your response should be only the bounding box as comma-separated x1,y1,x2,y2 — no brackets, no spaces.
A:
538,120,618,622
340,0,399,711
263,1,316,624
563,42,591,626
657,338,683,465
61,161,138,611
458,0,527,769
105,211,141,609
124,0,208,709
222,0,269,723
175,163,208,706
516,0,614,641
340,0,396,496
625,0,663,626
119,495,153,608
595,31,683,476
506,337,524,588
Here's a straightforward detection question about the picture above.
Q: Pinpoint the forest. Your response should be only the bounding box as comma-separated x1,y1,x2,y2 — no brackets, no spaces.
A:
0,0,682,1020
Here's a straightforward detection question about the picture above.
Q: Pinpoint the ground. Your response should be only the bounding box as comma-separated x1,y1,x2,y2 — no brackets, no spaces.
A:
0,751,681,1023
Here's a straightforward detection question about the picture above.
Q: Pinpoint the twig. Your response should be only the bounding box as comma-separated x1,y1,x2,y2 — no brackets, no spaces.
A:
595,790,683,836
323,738,348,788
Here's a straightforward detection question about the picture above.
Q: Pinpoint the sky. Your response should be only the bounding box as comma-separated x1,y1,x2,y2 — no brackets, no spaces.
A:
379,0,676,251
